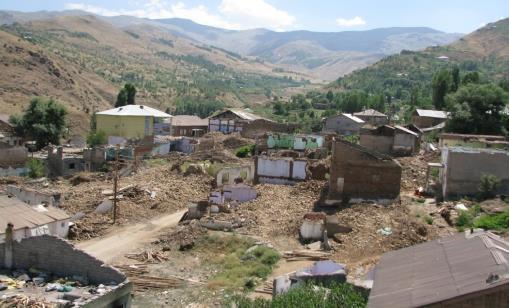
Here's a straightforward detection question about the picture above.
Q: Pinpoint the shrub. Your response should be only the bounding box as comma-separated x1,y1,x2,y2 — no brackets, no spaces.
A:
425,216,433,225
26,158,45,178
456,211,473,231
86,130,107,147
235,144,255,158
228,281,368,308
474,210,509,230
478,174,500,200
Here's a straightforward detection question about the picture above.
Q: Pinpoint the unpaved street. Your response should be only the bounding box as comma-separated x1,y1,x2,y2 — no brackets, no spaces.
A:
77,209,187,263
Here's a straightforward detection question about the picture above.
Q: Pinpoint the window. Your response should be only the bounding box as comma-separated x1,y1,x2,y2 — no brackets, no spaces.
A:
68,163,75,170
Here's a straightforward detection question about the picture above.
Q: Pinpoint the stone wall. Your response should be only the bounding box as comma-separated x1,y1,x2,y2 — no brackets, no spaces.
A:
328,140,401,203
0,235,125,284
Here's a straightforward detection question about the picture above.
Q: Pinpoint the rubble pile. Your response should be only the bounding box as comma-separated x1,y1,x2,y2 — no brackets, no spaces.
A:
223,181,326,238
331,204,437,265
159,220,207,251
0,295,53,308
50,164,211,240
397,152,439,191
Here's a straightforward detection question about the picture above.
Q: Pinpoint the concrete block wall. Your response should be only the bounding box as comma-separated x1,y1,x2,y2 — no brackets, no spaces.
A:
0,235,125,284
442,147,509,199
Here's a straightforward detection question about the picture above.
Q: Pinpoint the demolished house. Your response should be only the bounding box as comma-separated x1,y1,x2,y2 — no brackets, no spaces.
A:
353,109,388,126
46,146,85,177
439,133,509,150
322,113,365,136
0,234,132,307
327,139,401,205
208,108,272,134
0,195,70,242
441,146,509,199
266,133,325,151
411,109,447,128
254,156,308,185
360,125,420,156
0,113,22,146
209,184,257,205
368,231,509,308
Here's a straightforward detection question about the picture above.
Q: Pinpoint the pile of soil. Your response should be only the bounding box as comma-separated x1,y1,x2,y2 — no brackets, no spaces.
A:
397,152,439,191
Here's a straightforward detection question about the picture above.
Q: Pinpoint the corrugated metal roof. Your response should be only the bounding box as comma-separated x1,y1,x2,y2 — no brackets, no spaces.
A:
172,115,208,127
0,195,70,233
342,113,365,123
415,109,448,119
211,108,269,121
394,125,419,137
96,105,172,118
354,109,387,117
0,113,11,124
368,231,509,308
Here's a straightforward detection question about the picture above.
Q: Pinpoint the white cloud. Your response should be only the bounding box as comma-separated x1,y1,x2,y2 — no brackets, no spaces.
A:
335,16,366,27
219,0,295,30
65,0,295,31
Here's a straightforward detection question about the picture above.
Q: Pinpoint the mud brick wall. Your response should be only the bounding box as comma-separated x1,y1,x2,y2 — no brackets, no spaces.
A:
329,140,401,201
241,119,298,139
0,235,125,284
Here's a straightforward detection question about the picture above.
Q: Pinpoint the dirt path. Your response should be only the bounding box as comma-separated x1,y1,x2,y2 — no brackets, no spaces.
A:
77,209,187,264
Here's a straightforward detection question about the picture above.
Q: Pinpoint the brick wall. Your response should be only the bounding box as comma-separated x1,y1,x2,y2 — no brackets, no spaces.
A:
329,140,401,202
0,235,125,284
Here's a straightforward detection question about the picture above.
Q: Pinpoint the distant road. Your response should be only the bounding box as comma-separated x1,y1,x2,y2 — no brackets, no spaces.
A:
77,209,187,264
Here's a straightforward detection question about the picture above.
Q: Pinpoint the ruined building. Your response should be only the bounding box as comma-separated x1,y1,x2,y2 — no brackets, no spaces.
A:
327,139,402,204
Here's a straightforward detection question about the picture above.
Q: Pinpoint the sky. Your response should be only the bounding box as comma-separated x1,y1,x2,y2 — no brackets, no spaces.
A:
0,0,507,33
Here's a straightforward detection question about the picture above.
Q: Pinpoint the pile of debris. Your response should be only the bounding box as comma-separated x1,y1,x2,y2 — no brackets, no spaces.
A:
126,250,168,263
158,220,207,251
397,152,439,191
50,163,211,241
0,295,52,308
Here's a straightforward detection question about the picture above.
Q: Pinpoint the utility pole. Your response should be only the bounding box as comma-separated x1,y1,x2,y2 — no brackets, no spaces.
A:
112,146,119,224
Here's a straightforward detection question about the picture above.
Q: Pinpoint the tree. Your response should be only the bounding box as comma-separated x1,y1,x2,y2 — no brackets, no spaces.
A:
326,90,334,102
115,83,136,107
10,98,67,150
432,69,452,110
86,130,107,147
462,71,480,85
451,66,460,92
446,83,508,135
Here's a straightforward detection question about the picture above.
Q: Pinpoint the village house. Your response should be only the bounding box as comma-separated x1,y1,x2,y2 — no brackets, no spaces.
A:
353,109,389,126
171,115,208,137
0,113,22,147
96,105,172,140
0,234,132,307
440,146,509,199
208,108,272,134
360,125,420,156
0,195,70,243
368,231,509,308
327,139,401,205
322,113,365,135
411,108,447,128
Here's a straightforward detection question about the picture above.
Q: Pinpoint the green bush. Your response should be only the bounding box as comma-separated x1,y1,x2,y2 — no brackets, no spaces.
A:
456,210,474,231
86,130,107,147
474,210,509,230
26,158,45,178
425,216,433,225
478,174,500,200
228,281,368,308
235,144,255,158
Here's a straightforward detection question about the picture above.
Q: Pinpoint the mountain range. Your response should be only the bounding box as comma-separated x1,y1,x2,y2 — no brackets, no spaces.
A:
0,10,464,135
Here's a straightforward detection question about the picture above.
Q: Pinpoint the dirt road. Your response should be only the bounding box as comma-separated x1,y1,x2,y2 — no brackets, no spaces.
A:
77,209,187,264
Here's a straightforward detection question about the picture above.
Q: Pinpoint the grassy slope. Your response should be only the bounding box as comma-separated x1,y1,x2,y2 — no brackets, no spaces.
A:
0,15,310,136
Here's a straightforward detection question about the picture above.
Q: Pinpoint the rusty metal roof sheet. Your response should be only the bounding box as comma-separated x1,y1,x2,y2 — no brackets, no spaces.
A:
368,231,509,308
